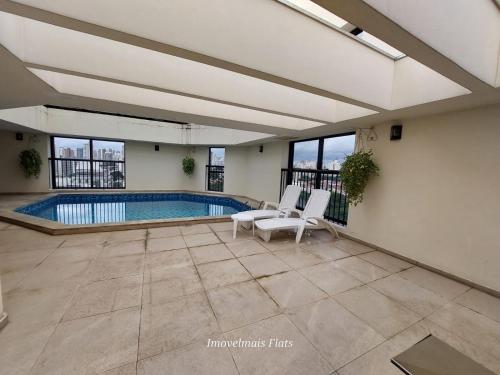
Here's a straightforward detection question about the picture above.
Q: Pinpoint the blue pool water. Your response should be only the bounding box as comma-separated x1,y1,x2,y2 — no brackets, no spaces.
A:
16,193,250,225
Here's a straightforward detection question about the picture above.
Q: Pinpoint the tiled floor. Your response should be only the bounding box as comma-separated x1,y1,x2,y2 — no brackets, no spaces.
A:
1,220,500,374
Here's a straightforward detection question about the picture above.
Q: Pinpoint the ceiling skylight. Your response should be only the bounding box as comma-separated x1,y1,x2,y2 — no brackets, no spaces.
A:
278,0,406,59
277,0,348,29
357,31,406,59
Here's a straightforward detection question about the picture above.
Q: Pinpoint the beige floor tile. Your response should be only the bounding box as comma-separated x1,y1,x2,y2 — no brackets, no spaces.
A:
101,240,145,258
105,229,147,244
59,233,109,248
238,253,290,278
139,292,219,359
225,239,269,257
0,325,56,375
47,245,101,263
189,243,234,264
225,314,332,375
0,248,54,274
197,259,252,289
142,266,203,304
298,262,363,295
358,251,413,273
422,319,500,374
0,230,64,253
100,362,137,375
399,266,470,300
335,257,389,283
146,236,186,252
208,221,234,232
273,247,324,269
147,226,181,239
1,268,33,293
180,223,212,235
31,308,140,375
369,274,447,317
300,242,350,261
258,271,327,309
145,248,192,272
63,275,142,321
0,221,10,230
427,302,500,359
287,298,385,370
455,288,500,323
87,254,144,281
137,335,238,375
183,232,220,247
334,286,421,338
207,280,280,331
217,229,254,243
337,323,430,375
333,239,374,255
17,258,92,290
258,235,301,252
2,285,76,338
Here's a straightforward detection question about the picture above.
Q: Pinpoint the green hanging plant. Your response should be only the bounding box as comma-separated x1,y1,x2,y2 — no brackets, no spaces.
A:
182,156,195,176
19,149,42,178
339,150,379,206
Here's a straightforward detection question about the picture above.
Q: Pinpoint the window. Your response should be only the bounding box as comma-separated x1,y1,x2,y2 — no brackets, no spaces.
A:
322,134,356,170
289,132,355,170
292,139,319,169
209,147,225,166
50,136,126,189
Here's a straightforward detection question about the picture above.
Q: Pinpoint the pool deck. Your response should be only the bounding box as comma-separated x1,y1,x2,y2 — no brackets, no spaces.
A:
0,191,261,235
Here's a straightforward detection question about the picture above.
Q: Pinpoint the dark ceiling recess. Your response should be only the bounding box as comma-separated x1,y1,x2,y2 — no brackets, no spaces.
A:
43,105,189,125
350,27,363,36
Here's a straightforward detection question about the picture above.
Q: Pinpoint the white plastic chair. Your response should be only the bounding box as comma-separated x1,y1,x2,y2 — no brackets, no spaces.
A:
255,189,334,243
231,185,301,239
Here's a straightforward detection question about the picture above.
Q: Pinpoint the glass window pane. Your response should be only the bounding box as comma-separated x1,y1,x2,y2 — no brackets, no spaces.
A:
210,147,225,166
293,140,319,169
322,134,355,170
92,140,125,161
53,137,90,159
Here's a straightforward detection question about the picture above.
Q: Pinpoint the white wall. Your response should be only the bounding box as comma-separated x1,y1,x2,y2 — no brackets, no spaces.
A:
225,142,288,202
0,130,50,193
346,104,500,292
125,142,207,191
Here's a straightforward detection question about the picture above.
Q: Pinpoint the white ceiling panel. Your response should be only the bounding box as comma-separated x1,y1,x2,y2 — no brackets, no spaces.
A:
0,11,376,124
11,0,396,108
363,0,500,86
29,68,326,130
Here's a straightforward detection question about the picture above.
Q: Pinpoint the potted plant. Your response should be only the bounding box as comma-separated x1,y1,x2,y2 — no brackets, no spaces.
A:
182,155,195,176
19,149,42,178
339,150,379,206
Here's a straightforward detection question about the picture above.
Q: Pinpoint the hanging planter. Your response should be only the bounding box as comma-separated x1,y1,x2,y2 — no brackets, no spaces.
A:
182,155,195,176
19,149,42,178
339,150,379,206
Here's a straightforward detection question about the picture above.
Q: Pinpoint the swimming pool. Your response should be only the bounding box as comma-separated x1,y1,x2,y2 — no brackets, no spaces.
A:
16,193,251,225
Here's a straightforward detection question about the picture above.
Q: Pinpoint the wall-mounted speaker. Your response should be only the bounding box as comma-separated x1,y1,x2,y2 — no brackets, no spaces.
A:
15,132,23,141
390,125,403,141
259,145,264,153
154,144,159,151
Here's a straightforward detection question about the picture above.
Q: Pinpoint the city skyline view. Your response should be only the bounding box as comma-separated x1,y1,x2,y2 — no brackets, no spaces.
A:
293,134,355,170
54,137,125,161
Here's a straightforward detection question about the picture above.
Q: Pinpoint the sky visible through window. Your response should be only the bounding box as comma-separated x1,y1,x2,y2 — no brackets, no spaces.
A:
54,137,124,161
293,134,355,170
210,147,225,166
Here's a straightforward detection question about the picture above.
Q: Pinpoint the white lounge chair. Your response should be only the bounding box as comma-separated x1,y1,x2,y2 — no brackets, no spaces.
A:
231,185,302,239
255,189,337,243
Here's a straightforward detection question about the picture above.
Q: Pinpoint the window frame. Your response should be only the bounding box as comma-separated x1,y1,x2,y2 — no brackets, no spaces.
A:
50,135,126,189
288,131,356,170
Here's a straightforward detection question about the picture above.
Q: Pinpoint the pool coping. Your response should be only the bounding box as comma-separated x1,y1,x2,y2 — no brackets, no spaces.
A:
0,190,261,235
